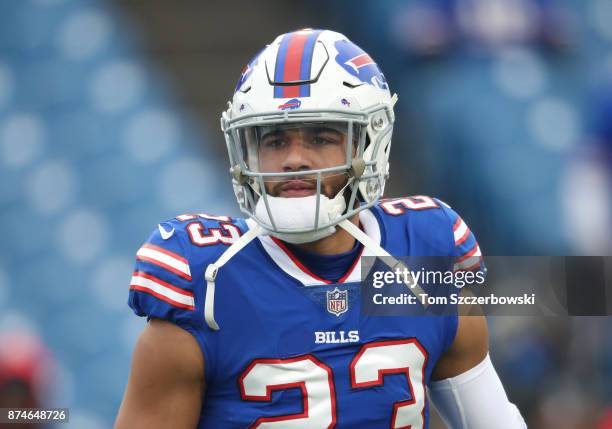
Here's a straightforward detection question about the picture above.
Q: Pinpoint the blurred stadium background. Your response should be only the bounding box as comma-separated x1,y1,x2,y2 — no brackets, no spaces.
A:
0,0,611,427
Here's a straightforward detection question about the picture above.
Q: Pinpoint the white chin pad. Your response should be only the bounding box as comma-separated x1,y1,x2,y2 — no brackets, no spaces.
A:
254,193,346,243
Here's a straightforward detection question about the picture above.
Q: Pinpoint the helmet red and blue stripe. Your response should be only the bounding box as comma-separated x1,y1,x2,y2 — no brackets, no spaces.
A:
273,29,323,98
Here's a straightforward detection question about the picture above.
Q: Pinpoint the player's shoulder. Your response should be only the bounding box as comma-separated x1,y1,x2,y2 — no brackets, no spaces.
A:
129,212,247,326
372,195,460,224
371,195,478,256
145,212,248,264
133,211,248,294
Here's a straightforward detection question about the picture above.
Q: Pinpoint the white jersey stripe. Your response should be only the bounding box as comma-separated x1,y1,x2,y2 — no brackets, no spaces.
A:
130,272,195,310
453,218,470,246
136,244,192,281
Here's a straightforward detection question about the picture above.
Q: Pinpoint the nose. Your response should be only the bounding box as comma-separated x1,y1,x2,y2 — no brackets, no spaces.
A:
281,139,313,172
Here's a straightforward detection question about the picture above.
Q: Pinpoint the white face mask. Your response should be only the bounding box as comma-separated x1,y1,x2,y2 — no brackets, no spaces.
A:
254,193,347,243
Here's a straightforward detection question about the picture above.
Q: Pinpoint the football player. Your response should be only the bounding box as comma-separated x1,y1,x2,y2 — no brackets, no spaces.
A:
115,29,526,428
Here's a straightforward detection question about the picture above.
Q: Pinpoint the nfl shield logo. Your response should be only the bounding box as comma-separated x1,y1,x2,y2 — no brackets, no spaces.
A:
326,288,348,317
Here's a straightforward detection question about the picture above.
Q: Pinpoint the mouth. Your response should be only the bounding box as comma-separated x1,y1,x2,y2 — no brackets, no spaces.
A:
278,180,316,198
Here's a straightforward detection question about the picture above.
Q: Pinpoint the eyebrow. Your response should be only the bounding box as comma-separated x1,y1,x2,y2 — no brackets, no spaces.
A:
262,127,343,136
310,127,343,136
258,127,346,145
260,129,284,140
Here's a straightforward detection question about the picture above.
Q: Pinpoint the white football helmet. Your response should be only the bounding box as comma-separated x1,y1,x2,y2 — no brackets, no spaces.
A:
221,29,396,243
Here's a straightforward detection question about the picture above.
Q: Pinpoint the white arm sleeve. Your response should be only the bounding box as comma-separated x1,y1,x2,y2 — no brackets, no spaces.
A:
428,354,527,429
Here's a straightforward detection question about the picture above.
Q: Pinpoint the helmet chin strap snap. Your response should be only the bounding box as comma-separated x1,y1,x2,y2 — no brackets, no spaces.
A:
230,165,248,185
349,158,365,179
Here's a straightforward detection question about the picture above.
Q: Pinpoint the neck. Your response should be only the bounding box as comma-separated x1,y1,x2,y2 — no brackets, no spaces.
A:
291,214,360,255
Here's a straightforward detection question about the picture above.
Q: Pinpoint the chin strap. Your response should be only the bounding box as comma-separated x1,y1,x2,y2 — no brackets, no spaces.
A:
338,219,427,301
204,223,263,330
205,216,426,331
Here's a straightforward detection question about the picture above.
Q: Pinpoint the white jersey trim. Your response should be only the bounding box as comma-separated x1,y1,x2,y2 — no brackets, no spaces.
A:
130,272,195,310
250,209,381,286
136,244,192,281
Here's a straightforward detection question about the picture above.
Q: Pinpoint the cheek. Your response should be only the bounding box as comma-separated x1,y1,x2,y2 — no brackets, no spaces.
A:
257,152,278,172
322,172,348,196
317,146,347,167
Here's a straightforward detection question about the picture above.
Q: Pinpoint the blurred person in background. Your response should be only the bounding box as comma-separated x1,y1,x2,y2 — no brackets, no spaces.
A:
561,81,612,254
0,331,55,429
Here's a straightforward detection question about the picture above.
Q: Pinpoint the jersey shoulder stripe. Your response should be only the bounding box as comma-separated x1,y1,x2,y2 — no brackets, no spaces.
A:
130,271,195,310
439,202,485,272
452,217,471,247
136,243,192,281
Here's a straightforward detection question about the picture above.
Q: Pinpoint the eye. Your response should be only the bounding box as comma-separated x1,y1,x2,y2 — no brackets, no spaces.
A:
261,137,285,149
312,136,332,145
312,132,341,146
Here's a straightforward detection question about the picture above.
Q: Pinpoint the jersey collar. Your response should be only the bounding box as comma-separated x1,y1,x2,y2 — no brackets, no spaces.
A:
250,208,381,286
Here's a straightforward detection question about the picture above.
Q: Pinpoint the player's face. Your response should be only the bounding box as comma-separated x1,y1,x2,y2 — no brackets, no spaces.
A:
257,125,352,198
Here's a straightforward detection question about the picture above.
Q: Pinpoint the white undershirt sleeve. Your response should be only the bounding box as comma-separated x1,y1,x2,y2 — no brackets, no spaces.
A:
428,354,527,429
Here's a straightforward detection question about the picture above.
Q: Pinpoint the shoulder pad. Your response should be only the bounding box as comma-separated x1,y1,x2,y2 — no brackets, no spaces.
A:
128,212,247,328
373,196,483,267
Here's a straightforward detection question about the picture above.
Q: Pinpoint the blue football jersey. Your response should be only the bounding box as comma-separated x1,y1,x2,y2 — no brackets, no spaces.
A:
128,196,483,428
